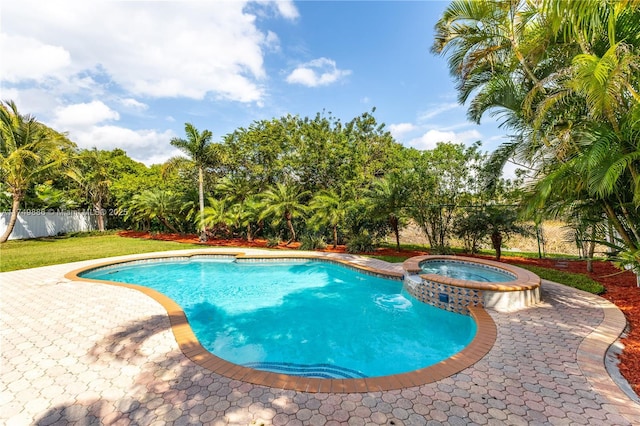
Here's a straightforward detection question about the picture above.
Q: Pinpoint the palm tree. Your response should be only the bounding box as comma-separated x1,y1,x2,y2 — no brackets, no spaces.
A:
367,175,408,250
200,196,236,238
0,101,72,242
170,123,220,241
309,189,351,248
216,176,259,241
432,0,544,98
66,148,112,232
128,189,182,234
259,182,309,244
433,0,640,274
521,3,640,254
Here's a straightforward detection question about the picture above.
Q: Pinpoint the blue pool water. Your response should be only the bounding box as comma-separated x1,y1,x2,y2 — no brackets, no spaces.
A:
420,260,514,282
82,257,477,378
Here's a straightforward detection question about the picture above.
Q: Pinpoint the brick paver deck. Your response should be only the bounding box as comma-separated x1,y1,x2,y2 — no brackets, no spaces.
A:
2,249,639,425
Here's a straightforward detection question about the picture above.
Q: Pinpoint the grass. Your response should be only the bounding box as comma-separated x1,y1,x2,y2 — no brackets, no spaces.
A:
0,233,203,272
515,264,605,294
366,255,412,263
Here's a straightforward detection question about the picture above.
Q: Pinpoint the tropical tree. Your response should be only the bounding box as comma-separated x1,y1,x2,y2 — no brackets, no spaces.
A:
259,182,309,244
367,174,408,250
0,101,73,242
340,109,406,187
308,189,351,248
221,118,294,189
406,142,484,252
432,0,640,276
126,189,183,234
215,176,260,241
231,196,264,242
32,182,78,210
170,123,220,241
457,204,531,261
66,148,112,232
200,196,235,238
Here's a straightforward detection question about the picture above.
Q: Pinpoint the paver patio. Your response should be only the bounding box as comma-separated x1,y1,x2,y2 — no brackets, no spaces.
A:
2,248,639,425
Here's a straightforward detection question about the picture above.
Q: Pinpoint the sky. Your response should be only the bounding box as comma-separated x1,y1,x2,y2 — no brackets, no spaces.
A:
1,0,511,169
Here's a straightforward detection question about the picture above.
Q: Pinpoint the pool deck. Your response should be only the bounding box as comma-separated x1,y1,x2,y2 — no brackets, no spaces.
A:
2,248,640,425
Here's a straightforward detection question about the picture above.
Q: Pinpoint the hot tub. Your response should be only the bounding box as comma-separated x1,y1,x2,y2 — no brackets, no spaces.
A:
402,255,541,313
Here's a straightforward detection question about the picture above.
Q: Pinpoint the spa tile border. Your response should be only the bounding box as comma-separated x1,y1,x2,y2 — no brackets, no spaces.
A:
403,254,540,291
64,251,496,393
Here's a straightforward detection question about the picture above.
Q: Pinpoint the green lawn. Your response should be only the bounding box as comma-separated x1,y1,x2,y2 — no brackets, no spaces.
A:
515,264,605,294
0,233,203,272
366,254,412,263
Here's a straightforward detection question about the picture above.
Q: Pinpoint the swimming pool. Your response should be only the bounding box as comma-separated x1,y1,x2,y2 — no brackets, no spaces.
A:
80,256,477,379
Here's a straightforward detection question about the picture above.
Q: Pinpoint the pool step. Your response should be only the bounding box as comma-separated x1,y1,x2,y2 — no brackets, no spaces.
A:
243,362,367,379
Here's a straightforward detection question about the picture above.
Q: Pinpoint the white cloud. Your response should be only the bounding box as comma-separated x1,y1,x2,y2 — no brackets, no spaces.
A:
120,98,148,111
264,31,281,51
406,129,482,150
52,101,119,130
418,103,461,121
1,0,298,103
286,58,351,87
273,0,300,20
0,34,71,82
388,122,416,139
68,125,177,165
252,0,299,20
0,0,301,165
46,100,176,164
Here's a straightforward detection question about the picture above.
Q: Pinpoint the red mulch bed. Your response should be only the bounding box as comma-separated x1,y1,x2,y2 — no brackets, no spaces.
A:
119,230,640,396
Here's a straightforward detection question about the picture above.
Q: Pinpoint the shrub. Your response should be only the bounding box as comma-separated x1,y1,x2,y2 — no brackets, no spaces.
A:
346,233,376,253
266,236,280,247
299,234,327,250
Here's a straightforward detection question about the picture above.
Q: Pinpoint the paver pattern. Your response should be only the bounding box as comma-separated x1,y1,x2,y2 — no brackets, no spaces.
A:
2,249,640,425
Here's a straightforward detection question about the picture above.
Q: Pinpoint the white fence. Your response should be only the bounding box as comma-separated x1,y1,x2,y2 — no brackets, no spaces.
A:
0,211,98,240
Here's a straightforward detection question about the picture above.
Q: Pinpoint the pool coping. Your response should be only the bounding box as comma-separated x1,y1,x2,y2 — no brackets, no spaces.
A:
64,250,497,393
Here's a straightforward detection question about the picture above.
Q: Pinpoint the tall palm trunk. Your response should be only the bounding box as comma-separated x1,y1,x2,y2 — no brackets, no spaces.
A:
93,200,105,232
285,211,296,244
604,201,637,250
246,223,253,242
198,166,207,241
586,226,596,273
332,224,338,248
0,195,21,243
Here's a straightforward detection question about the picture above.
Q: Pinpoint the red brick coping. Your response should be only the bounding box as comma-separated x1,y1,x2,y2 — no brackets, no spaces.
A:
65,251,497,393
402,255,541,292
